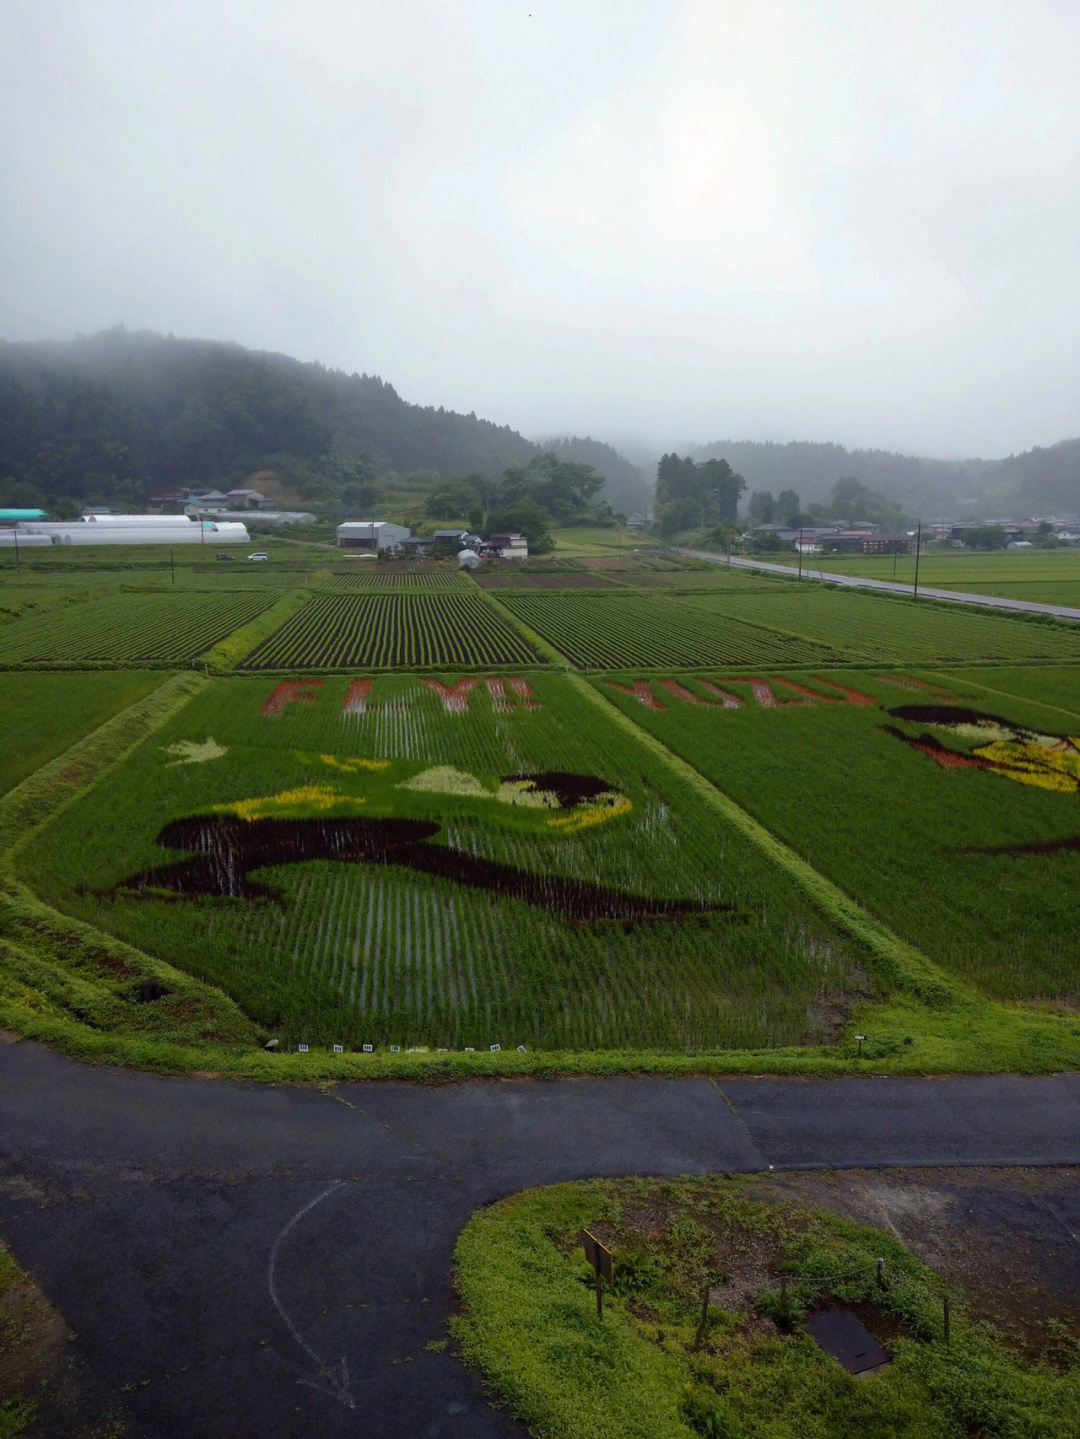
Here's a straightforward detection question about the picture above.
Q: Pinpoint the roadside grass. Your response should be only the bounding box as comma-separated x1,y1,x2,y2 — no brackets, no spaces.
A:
451,1177,1080,1439
0,1239,133,1439
0,1243,41,1438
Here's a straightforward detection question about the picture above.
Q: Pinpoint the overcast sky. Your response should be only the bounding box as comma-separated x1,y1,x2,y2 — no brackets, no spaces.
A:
2,0,1077,458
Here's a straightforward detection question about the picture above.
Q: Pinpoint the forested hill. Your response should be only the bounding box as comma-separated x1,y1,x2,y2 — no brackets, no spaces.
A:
0,328,603,512
693,438,1080,517
539,436,649,516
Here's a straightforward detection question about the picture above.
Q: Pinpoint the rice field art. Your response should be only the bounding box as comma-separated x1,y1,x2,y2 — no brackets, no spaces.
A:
109,766,737,928
596,666,1080,1003
20,671,867,1052
883,703,1080,857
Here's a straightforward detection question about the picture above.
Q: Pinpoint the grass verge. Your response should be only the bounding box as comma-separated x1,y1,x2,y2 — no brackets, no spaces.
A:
202,586,311,672
451,1176,1080,1439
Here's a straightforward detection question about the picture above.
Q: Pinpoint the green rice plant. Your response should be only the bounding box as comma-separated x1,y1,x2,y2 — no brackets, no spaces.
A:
495,592,846,669
240,591,543,669
760,545,1080,608
677,586,1080,665
0,671,163,795
0,589,275,666
18,670,870,1051
596,666,1080,1001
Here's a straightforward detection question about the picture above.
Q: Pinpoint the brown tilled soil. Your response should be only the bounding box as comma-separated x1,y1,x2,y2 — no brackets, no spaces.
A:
475,573,617,589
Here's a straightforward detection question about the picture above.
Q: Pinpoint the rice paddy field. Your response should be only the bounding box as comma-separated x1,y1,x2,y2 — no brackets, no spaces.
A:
495,590,848,668
2,536,1079,1070
0,588,275,665
677,586,1080,664
0,670,164,794
18,671,864,1050
596,666,1080,1001
240,590,542,669
768,546,1080,608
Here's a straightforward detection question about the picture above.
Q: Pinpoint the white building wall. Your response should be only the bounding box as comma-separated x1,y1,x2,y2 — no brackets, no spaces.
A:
12,519,250,546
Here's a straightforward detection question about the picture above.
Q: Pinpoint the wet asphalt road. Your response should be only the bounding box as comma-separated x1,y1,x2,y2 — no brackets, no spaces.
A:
2,1040,1079,1439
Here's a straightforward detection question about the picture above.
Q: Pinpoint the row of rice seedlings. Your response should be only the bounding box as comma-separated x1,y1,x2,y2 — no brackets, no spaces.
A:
495,591,843,669
1,589,272,664
242,593,539,669
326,569,471,589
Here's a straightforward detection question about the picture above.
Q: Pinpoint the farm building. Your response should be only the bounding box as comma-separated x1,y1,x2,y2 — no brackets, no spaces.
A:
488,531,528,559
336,521,411,550
1,515,250,547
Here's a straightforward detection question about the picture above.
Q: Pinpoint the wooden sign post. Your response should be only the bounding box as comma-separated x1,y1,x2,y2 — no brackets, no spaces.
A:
581,1230,614,1321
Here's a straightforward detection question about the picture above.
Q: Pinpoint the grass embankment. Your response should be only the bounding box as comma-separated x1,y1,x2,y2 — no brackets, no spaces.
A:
452,1177,1080,1439
202,586,311,671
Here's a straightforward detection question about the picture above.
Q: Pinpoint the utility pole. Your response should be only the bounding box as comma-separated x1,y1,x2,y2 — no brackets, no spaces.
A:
913,522,922,601
13,524,19,576
798,527,803,580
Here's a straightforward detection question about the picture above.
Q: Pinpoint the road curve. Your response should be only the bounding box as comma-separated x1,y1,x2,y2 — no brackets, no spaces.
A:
2,1039,1079,1438
678,548,1080,622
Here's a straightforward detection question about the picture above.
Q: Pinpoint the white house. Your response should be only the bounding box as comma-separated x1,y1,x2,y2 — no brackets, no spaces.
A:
487,531,528,559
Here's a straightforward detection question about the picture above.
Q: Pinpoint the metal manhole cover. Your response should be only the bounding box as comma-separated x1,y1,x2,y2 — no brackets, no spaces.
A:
804,1306,891,1376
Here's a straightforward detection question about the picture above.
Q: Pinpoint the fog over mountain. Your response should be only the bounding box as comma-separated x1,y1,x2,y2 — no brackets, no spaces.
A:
0,329,1072,522
2,2,1077,462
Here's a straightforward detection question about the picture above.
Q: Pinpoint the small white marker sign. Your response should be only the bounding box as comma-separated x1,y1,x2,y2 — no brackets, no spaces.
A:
489,1043,501,1053
362,1043,373,1053
332,1044,344,1054
298,1044,309,1054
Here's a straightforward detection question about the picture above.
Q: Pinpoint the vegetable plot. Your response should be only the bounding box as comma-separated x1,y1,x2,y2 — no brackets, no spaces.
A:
241,592,542,669
0,589,274,665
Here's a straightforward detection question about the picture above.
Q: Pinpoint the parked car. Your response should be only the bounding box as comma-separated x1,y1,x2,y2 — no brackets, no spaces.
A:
216,552,235,561
247,552,269,561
